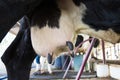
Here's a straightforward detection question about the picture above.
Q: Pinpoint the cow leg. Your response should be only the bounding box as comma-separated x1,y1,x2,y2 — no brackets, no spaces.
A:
47,63,52,74
86,58,91,72
47,53,53,74
1,28,36,80
40,56,46,74
1,16,36,80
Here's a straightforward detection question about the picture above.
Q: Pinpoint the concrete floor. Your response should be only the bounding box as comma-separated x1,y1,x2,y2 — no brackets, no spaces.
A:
30,75,117,80
80,78,117,80
30,68,117,80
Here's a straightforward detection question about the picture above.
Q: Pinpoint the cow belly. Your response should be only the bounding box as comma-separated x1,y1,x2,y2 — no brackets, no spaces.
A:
31,26,73,57
73,11,120,43
79,28,120,43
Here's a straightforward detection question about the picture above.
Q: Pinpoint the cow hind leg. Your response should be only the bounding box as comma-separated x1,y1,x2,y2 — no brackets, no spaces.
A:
47,63,52,74
40,56,46,74
1,16,36,80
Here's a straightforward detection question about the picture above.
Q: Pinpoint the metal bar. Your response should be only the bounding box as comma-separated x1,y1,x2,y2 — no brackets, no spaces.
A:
63,38,94,79
62,56,69,70
75,38,96,80
101,40,106,64
63,58,73,79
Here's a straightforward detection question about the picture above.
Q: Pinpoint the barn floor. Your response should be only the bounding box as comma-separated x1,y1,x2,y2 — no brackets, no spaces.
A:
30,69,117,80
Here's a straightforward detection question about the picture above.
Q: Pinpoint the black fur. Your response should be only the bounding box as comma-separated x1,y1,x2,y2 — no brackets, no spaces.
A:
82,0,120,33
0,0,42,42
73,0,82,6
29,0,61,29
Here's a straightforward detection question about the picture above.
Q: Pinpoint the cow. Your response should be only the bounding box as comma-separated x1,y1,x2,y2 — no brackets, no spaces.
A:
1,0,120,80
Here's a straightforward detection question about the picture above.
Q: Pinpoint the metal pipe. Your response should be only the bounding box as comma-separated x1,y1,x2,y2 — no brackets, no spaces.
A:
75,38,96,80
63,38,94,79
62,56,69,70
63,58,73,79
101,40,106,64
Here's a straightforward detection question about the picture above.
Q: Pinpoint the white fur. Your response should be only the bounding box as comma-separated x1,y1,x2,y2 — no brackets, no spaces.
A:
40,56,46,73
31,10,74,57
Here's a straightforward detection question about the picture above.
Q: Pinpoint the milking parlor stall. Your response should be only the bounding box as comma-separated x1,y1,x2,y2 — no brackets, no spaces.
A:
0,22,120,80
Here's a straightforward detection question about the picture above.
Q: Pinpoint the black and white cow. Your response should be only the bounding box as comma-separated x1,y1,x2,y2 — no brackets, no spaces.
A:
1,0,120,80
